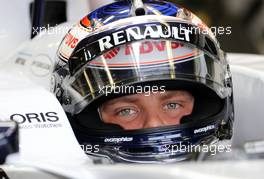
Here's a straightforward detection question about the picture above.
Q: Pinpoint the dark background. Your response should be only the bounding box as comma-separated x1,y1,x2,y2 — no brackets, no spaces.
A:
168,0,264,54
35,0,264,54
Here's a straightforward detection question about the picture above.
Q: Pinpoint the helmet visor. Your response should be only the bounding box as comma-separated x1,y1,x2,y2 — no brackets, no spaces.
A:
63,39,227,114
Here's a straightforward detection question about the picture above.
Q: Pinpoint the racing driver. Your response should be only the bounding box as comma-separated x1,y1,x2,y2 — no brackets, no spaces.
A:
52,0,234,163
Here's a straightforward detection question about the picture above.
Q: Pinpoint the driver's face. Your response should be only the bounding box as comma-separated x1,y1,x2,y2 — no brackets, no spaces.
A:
100,91,194,130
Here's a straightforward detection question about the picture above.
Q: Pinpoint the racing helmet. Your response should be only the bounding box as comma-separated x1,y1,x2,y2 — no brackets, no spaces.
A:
52,0,234,163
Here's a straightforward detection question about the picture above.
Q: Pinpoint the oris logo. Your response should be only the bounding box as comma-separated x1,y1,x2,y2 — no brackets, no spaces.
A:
10,112,59,124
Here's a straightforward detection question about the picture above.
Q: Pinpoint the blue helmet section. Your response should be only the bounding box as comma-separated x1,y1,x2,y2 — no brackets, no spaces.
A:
87,0,179,26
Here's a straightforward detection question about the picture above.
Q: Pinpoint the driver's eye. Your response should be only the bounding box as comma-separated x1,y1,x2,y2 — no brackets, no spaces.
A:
163,103,180,110
117,108,137,116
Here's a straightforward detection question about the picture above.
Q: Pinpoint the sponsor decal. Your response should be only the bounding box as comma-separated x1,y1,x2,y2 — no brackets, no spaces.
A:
98,24,191,52
65,32,79,49
104,137,133,143
30,54,52,77
14,52,32,66
13,53,52,77
69,22,217,73
244,140,264,154
10,112,62,129
89,40,197,68
103,41,184,60
148,133,181,141
194,125,215,134
58,23,92,61
103,47,120,59
125,41,184,55
15,57,26,66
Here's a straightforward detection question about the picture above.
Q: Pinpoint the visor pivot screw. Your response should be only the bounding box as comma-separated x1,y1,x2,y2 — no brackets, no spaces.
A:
177,8,191,20
132,0,146,16
62,95,71,105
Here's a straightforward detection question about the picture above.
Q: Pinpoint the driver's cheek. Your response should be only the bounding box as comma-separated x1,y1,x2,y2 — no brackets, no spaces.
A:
142,110,176,129
118,118,144,130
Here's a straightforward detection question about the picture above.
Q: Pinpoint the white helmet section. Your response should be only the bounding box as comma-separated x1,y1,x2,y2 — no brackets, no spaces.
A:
57,22,93,62
0,23,72,90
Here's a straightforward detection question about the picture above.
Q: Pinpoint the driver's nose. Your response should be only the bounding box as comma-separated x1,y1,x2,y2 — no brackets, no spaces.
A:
142,111,167,129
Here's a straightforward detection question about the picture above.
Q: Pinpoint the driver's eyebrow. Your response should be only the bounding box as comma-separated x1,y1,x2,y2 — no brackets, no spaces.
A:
103,95,141,106
159,91,185,101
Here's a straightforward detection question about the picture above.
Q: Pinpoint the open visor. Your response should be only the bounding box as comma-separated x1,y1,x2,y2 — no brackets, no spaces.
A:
62,39,228,114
